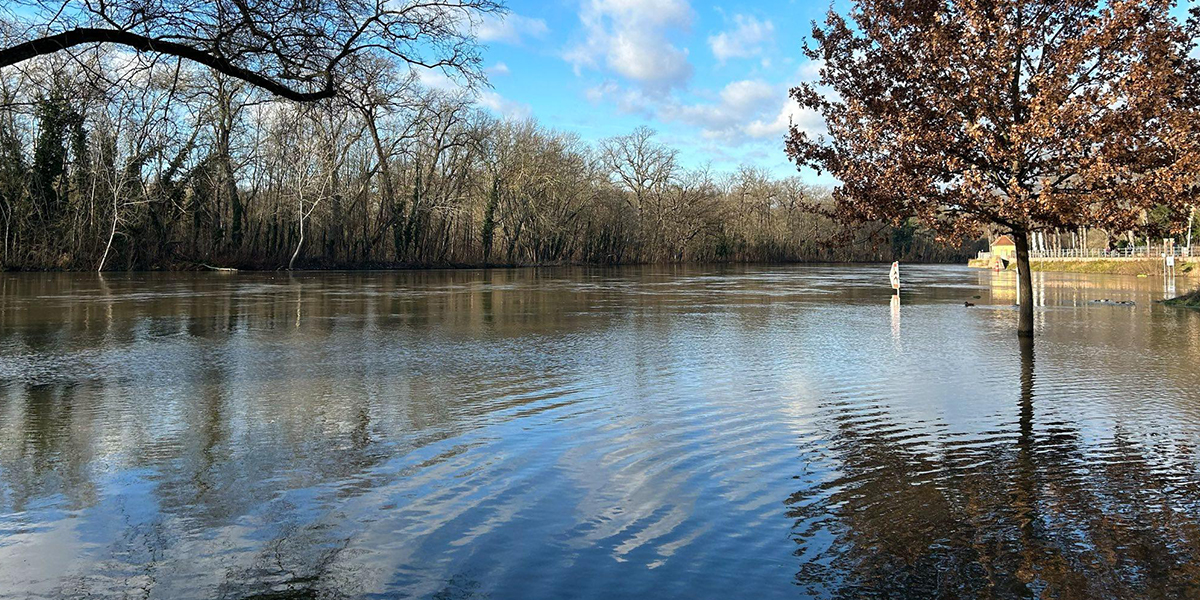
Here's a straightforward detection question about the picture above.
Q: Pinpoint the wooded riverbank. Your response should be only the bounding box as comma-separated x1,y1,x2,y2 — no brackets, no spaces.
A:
0,60,981,272
2,255,979,273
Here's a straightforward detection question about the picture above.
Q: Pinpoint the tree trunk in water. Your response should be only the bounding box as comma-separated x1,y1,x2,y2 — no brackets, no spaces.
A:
289,199,304,270
1015,327,1036,576
98,201,117,272
1014,229,1034,337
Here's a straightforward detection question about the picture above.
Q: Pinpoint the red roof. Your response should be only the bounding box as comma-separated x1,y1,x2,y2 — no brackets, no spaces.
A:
992,235,1016,248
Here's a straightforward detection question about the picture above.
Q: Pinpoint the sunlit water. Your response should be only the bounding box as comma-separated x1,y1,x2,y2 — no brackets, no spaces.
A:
1,265,1199,599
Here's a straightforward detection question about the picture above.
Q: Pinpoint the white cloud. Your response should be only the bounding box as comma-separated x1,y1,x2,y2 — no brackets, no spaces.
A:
107,50,162,86
746,99,826,139
486,62,511,77
796,59,824,81
708,15,774,64
565,0,694,94
586,78,786,145
417,68,530,120
477,13,549,45
739,59,830,139
719,79,776,112
585,80,655,116
569,5,829,162
416,69,458,92
658,79,783,144
478,90,532,120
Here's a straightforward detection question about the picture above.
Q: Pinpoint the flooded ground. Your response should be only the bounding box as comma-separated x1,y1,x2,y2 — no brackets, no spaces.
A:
1,265,1198,599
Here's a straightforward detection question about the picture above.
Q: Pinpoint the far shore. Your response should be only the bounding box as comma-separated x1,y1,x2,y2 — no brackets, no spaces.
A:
0,259,971,274
969,257,1198,278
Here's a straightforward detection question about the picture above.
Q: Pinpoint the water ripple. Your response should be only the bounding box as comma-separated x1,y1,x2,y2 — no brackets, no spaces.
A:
2,265,1200,598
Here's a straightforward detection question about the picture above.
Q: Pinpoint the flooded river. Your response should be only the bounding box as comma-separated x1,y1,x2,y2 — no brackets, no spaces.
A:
1,265,1198,599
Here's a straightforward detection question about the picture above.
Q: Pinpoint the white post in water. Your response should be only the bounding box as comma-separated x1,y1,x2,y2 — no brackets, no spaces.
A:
890,261,901,292
890,292,901,341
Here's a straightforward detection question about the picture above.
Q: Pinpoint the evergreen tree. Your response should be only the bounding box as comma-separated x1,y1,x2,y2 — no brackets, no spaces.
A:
30,88,71,222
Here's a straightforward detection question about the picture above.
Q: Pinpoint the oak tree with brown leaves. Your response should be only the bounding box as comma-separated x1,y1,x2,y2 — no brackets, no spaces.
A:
787,0,1200,336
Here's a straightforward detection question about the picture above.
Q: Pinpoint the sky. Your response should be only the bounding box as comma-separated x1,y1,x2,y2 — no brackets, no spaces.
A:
436,0,850,179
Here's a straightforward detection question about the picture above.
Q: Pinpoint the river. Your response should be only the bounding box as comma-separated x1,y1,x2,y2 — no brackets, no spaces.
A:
1,265,1198,599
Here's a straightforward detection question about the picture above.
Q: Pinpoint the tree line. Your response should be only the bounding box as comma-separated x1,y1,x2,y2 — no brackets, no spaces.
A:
0,53,977,271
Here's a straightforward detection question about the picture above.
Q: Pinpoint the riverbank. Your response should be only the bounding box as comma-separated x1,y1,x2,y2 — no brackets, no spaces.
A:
1033,258,1198,277
0,258,974,274
970,258,1197,277
0,259,563,273
1165,289,1200,307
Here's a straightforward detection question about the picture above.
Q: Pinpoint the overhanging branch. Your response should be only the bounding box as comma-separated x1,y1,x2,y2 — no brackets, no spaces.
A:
0,27,335,102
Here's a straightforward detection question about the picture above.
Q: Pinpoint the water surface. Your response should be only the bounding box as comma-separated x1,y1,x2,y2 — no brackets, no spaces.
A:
1,265,1199,599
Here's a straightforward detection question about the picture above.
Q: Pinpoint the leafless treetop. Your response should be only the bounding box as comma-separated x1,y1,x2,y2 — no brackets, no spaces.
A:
0,0,503,100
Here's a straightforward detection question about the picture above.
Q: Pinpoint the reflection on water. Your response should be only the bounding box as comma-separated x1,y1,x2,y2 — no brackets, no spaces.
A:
1,265,1199,599
890,292,900,342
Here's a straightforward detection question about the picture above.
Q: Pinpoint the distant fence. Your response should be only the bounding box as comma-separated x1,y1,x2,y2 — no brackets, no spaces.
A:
977,246,1200,261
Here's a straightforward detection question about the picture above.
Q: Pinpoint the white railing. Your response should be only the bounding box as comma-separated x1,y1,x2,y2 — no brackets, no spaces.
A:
1030,246,1197,259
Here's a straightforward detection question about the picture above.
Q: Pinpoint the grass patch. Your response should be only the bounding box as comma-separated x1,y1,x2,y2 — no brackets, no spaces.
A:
1164,289,1200,308
1029,259,1188,277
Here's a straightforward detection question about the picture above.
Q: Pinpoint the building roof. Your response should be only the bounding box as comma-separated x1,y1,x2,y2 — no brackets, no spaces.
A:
992,235,1016,248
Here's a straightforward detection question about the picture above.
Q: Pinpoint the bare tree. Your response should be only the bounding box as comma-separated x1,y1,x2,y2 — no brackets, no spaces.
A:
0,0,502,101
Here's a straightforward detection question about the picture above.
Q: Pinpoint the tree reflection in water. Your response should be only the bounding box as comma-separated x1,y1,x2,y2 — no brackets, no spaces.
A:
787,335,1200,599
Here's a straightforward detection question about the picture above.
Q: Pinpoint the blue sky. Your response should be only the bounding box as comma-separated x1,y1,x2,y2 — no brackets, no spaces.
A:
450,0,848,178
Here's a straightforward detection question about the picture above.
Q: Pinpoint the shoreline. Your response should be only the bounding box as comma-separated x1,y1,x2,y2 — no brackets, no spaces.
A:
969,258,1198,278
0,259,969,275
1165,289,1200,307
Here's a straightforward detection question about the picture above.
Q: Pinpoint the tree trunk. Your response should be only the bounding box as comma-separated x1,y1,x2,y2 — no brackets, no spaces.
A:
1187,206,1194,252
1014,229,1034,337
289,198,304,270
98,203,117,272
364,117,395,257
